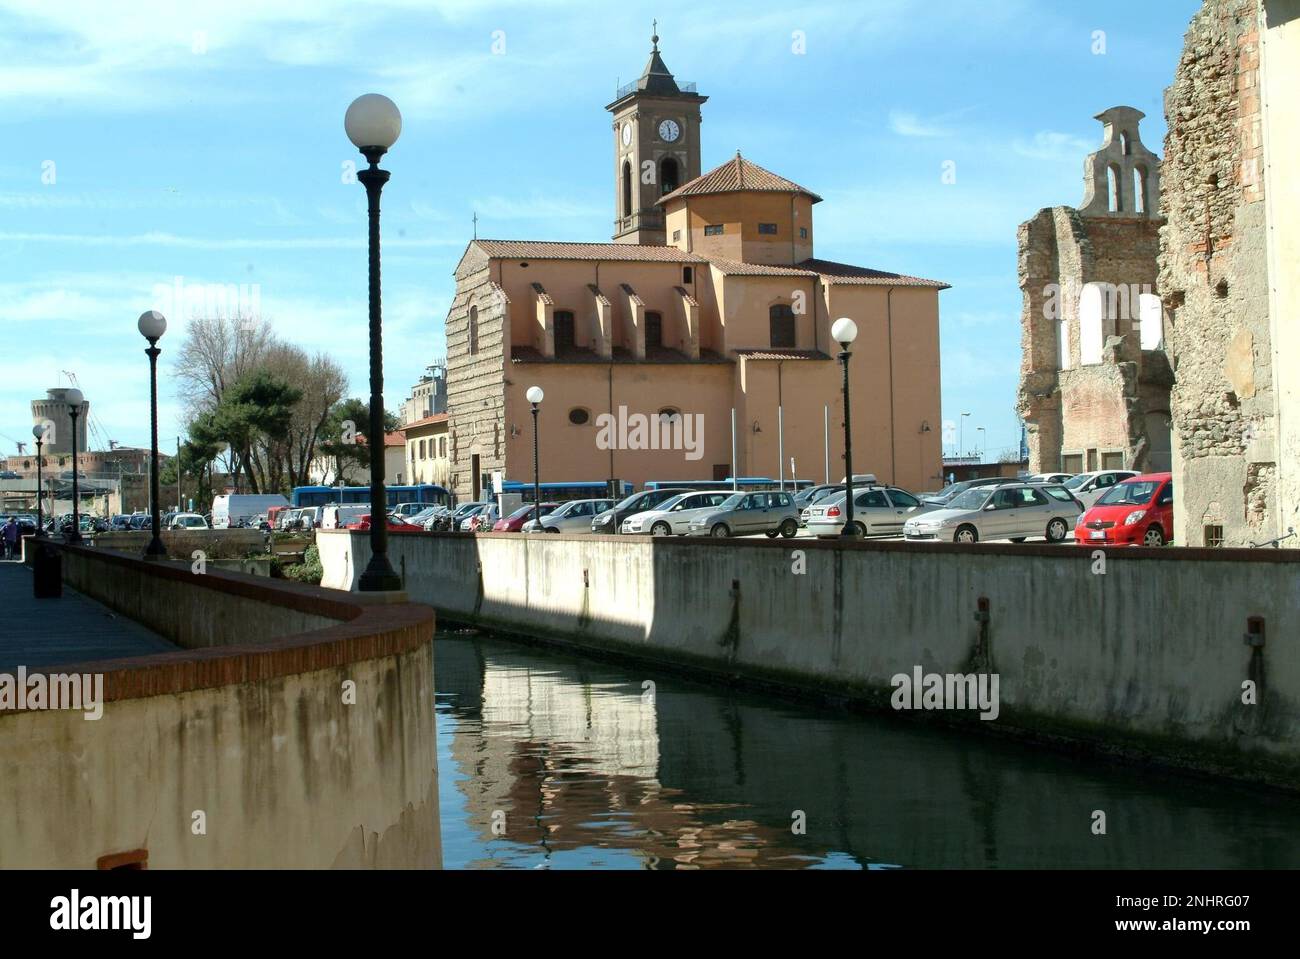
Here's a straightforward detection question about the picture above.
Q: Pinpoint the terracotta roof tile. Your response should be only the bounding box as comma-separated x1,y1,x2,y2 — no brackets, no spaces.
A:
799,258,951,289
734,348,832,361
473,239,703,263
707,258,818,278
658,153,823,205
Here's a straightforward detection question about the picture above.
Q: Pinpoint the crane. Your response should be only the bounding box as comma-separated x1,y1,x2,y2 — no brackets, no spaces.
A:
60,370,113,452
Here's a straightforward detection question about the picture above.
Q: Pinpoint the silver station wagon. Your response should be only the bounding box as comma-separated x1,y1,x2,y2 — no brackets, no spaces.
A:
903,483,1083,544
804,486,937,538
621,491,734,535
687,490,800,538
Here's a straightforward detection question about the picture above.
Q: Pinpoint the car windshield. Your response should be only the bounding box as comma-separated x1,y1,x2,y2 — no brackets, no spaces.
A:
717,493,744,510
656,494,689,511
1040,486,1075,503
1063,474,1091,490
948,488,992,511
179,516,204,527
1098,479,1160,506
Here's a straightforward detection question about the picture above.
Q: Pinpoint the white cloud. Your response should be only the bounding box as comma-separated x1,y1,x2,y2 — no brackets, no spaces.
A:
1012,130,1096,162
888,110,951,139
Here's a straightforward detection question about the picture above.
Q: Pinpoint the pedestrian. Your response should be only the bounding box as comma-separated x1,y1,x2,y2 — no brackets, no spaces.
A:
2,516,19,560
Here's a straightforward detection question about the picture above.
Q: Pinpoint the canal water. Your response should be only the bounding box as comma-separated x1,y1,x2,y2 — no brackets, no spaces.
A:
435,630,1300,869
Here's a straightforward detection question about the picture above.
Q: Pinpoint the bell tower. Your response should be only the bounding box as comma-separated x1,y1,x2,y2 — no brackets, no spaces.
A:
606,27,707,245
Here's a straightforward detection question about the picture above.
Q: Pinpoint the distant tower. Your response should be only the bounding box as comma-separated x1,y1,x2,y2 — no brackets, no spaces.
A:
1079,106,1161,217
31,388,88,456
606,27,707,244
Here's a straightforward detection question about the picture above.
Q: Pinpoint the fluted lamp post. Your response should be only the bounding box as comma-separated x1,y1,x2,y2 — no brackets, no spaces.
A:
65,388,84,544
31,424,48,537
526,386,544,527
831,317,859,540
139,310,168,559
346,92,403,591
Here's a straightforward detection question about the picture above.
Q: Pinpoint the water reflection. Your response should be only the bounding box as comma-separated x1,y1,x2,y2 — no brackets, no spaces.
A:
435,631,1300,870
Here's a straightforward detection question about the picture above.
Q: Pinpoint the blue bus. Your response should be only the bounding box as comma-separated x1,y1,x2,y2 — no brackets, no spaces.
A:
643,477,815,494
498,480,633,503
291,483,451,509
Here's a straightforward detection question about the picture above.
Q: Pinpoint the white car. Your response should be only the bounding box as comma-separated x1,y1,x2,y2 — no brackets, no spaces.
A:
1062,470,1140,508
523,498,615,534
803,486,937,538
903,483,1083,544
620,491,734,535
169,512,209,530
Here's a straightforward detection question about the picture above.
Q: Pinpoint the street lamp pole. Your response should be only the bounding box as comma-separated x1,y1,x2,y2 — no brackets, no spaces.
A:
139,310,168,559
526,386,544,528
66,389,84,545
346,93,404,592
31,425,46,537
831,317,859,540
977,427,986,460
960,411,971,458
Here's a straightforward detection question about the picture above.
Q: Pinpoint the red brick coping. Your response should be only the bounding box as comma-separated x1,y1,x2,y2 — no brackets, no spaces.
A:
13,544,433,706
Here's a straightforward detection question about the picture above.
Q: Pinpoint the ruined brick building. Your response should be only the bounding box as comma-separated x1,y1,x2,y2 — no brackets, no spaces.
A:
1160,0,1298,547
1017,108,1174,477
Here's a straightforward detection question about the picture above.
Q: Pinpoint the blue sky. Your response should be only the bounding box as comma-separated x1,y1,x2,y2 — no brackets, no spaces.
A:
0,0,1200,463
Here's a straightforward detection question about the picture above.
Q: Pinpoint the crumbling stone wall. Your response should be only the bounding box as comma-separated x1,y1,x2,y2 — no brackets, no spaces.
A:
1160,0,1277,546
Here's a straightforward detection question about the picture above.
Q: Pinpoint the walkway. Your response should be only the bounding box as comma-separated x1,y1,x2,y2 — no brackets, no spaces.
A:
0,558,176,669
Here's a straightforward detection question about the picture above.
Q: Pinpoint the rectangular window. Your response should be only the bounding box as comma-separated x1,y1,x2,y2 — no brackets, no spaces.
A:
1061,453,1084,474
758,223,778,235
682,267,693,284
799,227,808,239
1100,450,1125,470
704,224,723,236
1204,525,1224,548
672,230,681,242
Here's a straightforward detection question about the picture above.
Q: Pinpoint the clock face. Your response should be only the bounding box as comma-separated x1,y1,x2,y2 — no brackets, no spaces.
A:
621,123,632,146
658,119,680,142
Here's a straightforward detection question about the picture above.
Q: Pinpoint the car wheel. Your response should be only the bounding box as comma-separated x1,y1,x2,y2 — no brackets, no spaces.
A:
1046,518,1068,543
546,527,560,534
651,522,672,537
765,530,779,538
779,519,798,538
1143,525,1166,547
954,525,978,544
851,522,867,538
711,523,730,538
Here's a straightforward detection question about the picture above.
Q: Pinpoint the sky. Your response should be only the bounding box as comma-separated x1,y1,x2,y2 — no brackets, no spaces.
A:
0,0,1202,464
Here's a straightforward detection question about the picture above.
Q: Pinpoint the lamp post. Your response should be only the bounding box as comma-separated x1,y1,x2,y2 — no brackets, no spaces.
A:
960,411,971,458
65,388,84,544
831,317,859,539
139,310,168,559
346,92,403,592
977,426,986,460
526,386,544,527
31,424,47,537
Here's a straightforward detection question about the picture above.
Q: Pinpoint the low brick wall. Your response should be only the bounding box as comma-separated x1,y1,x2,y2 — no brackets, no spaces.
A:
91,528,265,559
0,546,439,868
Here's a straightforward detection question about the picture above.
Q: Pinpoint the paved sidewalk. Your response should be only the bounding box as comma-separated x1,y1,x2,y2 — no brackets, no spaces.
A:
0,558,176,670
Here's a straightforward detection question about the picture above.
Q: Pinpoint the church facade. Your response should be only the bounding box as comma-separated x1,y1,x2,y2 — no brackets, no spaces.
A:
443,35,948,501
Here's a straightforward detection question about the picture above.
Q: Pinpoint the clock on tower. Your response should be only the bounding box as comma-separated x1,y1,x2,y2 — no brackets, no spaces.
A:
606,29,707,245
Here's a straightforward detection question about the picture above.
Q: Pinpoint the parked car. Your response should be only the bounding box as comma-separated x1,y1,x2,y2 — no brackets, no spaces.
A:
109,514,133,531
128,514,152,531
422,505,456,531
1074,472,1174,547
494,503,559,532
919,476,1019,507
1061,470,1140,509
464,504,500,531
592,488,693,534
345,513,419,532
523,499,615,534
687,490,800,538
793,484,845,510
212,493,290,530
1027,472,1075,485
170,512,209,530
620,491,734,535
904,483,1082,544
804,486,937,538
320,504,370,530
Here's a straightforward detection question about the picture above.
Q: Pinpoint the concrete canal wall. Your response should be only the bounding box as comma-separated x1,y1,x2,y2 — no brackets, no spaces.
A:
0,546,439,869
320,530,1300,787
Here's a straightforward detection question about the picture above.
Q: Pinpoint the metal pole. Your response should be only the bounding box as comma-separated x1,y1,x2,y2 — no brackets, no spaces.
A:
357,147,401,592
823,405,830,484
531,402,541,527
177,435,182,512
839,347,856,539
68,409,82,544
778,405,785,492
730,408,737,492
145,341,167,558
34,439,43,537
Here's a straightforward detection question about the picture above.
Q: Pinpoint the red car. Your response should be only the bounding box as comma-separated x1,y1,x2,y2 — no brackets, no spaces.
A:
493,503,560,533
345,513,421,533
1073,472,1174,547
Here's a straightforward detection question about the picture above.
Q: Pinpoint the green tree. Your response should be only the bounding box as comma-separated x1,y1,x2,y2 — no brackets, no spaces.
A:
318,398,399,486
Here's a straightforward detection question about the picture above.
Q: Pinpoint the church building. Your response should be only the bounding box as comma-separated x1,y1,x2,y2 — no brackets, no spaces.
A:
444,33,948,501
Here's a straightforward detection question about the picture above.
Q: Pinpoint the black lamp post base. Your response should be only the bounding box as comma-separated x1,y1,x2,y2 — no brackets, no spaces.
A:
143,538,168,561
839,524,861,540
359,558,402,592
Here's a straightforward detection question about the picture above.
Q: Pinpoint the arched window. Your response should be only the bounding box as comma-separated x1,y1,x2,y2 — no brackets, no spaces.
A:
769,304,796,348
1079,283,1104,364
1120,131,1131,156
468,305,479,355
553,310,575,352
660,157,680,195
568,408,590,425
621,160,632,218
1107,164,1123,213
1138,293,1162,350
1132,166,1147,214
645,311,663,350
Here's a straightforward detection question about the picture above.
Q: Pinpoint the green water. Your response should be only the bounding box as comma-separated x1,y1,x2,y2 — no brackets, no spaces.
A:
434,631,1300,869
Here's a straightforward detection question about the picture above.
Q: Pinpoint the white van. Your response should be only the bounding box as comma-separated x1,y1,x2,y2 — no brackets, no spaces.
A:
212,493,290,529
320,504,370,530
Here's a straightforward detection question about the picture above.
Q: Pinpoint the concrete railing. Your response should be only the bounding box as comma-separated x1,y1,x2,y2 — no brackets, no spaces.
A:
90,528,265,559
0,546,439,869
319,529,1300,788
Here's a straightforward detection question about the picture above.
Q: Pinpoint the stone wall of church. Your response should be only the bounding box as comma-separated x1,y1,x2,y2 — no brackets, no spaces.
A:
1160,0,1277,546
446,264,509,501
